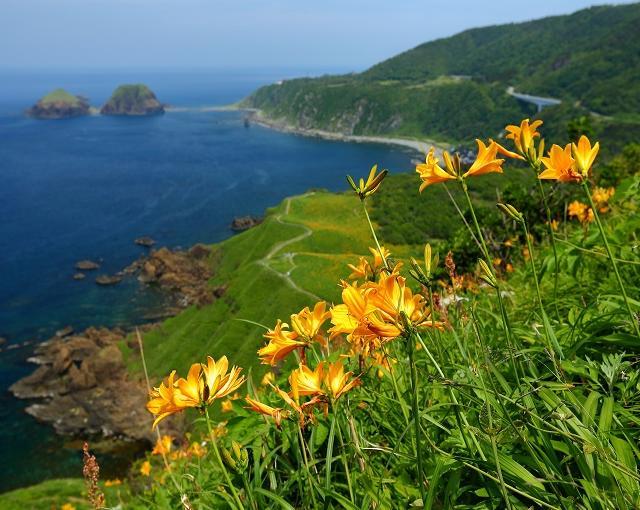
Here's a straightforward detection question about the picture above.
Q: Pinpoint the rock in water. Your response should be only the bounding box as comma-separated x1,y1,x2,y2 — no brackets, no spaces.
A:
100,84,165,116
231,215,263,231
135,236,156,247
95,274,123,286
55,325,74,338
73,272,86,280
75,260,100,270
27,89,90,119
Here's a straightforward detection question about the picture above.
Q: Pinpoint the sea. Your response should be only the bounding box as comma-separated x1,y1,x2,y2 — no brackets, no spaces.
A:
0,69,415,491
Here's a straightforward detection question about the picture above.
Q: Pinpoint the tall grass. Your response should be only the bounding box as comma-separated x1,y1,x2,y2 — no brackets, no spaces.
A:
87,122,639,510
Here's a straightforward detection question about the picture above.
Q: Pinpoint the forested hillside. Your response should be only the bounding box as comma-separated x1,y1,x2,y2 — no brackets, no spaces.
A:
245,3,640,144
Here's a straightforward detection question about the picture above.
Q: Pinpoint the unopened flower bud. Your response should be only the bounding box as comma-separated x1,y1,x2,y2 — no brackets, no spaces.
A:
478,259,498,288
497,203,523,222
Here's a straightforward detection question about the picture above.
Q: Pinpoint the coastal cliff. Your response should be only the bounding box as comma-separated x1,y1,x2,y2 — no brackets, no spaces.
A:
10,244,223,442
27,89,90,119
100,84,164,116
243,3,640,146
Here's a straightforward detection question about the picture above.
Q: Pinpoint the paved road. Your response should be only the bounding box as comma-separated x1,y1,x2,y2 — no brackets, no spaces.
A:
507,86,561,112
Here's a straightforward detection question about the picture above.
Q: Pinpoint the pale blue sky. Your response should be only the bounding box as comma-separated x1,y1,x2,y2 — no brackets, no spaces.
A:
1,1,635,71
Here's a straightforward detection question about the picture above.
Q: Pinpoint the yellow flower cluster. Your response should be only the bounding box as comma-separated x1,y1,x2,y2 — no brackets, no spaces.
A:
538,136,599,182
330,266,442,356
258,301,331,365
592,186,615,212
567,187,614,225
146,355,245,428
416,139,521,190
568,201,594,224
246,360,360,427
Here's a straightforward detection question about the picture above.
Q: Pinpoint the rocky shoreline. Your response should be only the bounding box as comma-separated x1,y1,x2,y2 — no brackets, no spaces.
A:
9,243,224,445
245,108,446,156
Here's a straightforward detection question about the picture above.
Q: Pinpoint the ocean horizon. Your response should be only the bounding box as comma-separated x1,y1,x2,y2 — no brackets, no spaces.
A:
0,69,415,491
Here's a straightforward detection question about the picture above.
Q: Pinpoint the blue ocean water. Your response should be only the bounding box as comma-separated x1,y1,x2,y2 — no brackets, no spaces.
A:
0,70,415,491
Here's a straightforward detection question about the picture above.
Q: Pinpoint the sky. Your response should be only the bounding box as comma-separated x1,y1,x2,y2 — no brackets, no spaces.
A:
1,0,636,72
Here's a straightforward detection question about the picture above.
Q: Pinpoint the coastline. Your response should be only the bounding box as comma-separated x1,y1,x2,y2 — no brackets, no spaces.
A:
238,107,447,157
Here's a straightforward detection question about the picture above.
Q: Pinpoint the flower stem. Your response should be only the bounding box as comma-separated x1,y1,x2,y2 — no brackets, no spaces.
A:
583,182,640,337
204,408,244,509
413,330,486,461
297,424,318,509
536,179,561,320
361,199,389,270
135,329,182,494
460,180,521,383
407,332,426,503
335,418,355,504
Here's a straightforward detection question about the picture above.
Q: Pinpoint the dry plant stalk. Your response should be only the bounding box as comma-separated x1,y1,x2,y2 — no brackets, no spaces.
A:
82,442,105,509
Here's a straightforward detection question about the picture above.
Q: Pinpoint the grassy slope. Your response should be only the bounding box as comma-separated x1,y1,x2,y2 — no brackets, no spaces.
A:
41,89,80,105
134,164,533,380
133,192,377,379
0,479,124,510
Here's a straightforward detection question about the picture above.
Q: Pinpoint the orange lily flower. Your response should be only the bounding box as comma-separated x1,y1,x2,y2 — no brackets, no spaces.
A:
261,371,275,386
325,361,360,400
462,140,505,178
369,246,391,269
201,355,245,403
152,435,173,456
146,370,184,428
490,139,524,160
416,148,456,191
245,396,288,427
289,363,325,401
367,273,440,331
505,118,543,155
175,362,206,408
258,320,306,365
347,256,371,281
572,135,599,178
539,144,581,182
140,460,151,477
290,301,331,341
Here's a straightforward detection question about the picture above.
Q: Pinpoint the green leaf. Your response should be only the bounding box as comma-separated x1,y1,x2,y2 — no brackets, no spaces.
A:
583,391,600,430
253,488,296,510
496,451,545,491
598,396,614,434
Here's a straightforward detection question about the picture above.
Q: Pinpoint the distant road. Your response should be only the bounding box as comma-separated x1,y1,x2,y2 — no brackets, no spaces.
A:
507,86,562,112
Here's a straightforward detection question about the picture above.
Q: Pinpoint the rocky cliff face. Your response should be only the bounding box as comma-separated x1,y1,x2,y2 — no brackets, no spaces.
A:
100,84,164,116
10,243,222,443
9,326,173,441
27,89,90,119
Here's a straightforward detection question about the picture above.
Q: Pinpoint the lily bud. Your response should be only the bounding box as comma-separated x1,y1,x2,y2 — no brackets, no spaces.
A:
537,138,545,165
442,151,459,177
346,165,388,200
424,243,432,276
496,203,523,222
346,175,358,193
222,441,249,473
478,259,498,288
409,257,427,285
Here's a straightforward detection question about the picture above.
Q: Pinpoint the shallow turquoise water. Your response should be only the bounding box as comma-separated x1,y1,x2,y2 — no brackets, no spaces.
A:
0,70,415,491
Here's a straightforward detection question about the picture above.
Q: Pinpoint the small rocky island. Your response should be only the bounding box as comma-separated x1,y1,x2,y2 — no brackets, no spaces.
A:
100,84,165,116
27,88,90,119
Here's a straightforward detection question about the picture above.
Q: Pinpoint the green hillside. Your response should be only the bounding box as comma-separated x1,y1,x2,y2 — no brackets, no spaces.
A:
130,192,375,378
40,88,81,106
244,3,640,144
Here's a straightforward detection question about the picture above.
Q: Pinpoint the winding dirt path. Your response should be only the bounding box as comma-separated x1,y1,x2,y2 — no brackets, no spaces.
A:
256,193,321,302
